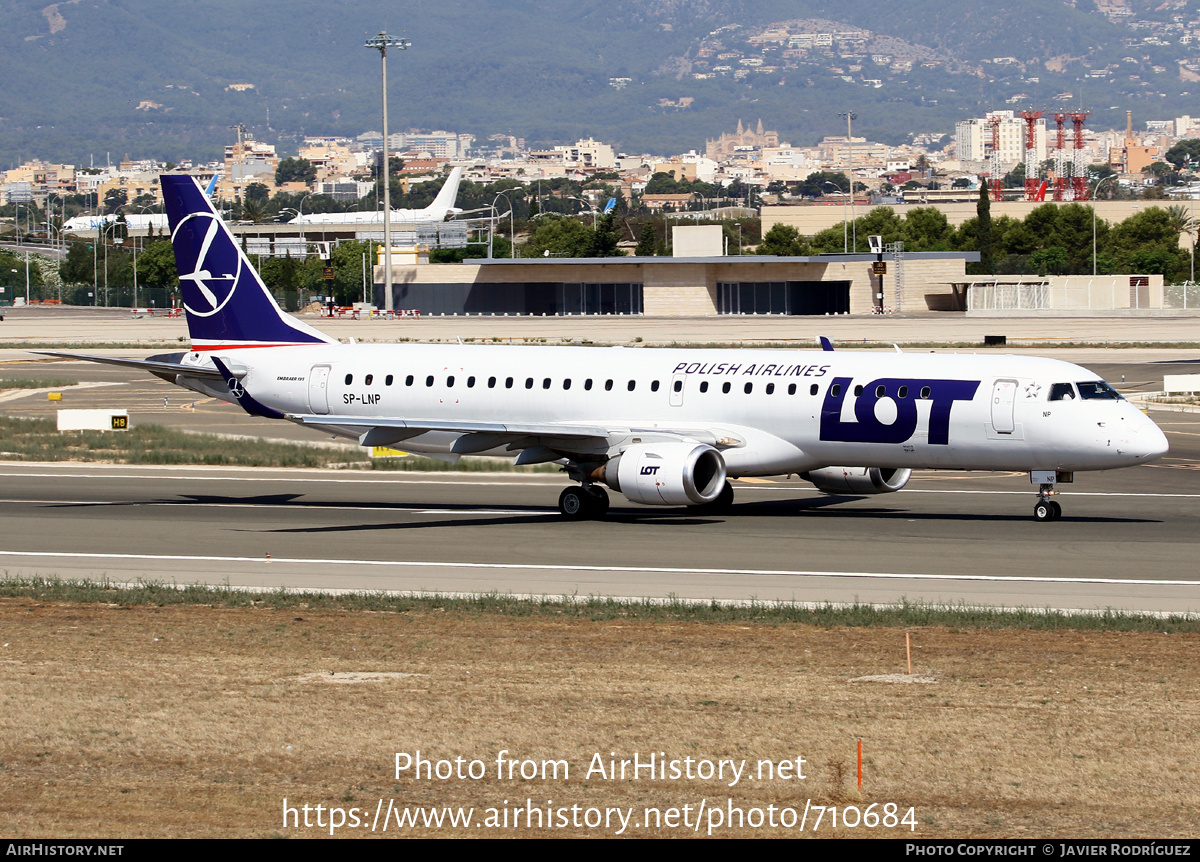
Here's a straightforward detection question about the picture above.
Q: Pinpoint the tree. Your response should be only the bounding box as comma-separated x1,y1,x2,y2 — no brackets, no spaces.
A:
244,182,270,204
756,224,806,256
519,216,594,258
1165,139,1200,170
275,157,317,186
635,221,658,256
974,182,993,274
588,213,623,258
135,240,178,289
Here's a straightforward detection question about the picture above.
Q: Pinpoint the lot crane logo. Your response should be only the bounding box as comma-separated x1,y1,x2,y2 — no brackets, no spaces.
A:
227,377,246,400
172,212,242,317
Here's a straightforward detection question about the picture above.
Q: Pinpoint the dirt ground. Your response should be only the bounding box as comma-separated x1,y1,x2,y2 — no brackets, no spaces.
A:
1,599,1197,838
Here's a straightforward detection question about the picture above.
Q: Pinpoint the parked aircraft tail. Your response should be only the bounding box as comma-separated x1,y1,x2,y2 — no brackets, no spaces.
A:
161,174,336,350
429,166,464,217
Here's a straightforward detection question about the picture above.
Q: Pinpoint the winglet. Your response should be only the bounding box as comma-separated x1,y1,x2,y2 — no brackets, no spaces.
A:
819,336,834,352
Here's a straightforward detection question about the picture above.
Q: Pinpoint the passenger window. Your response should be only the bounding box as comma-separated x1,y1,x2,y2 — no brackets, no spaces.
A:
345,374,353,385
809,384,817,396
365,374,373,386
651,380,660,392
585,379,593,390
790,384,798,395
700,381,709,393
831,384,842,397
488,377,496,388
744,382,753,394
673,380,683,393
854,384,863,396
722,382,731,394
563,379,572,390
898,386,908,398
1049,383,1075,402
467,376,475,388
385,375,393,386
447,376,455,387
425,375,434,387
525,378,534,389
766,383,775,394
542,378,551,389
405,375,414,386
920,386,931,399
605,379,613,391
627,380,636,391
875,384,885,398
505,377,514,389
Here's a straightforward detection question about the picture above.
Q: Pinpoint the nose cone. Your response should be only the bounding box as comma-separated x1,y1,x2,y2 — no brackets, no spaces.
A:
1136,414,1169,463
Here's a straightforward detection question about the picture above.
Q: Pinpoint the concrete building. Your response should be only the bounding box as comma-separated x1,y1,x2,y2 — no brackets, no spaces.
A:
368,252,976,316
955,110,1046,172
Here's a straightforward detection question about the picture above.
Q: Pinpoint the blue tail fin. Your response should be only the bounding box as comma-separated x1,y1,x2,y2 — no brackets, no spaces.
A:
161,174,335,350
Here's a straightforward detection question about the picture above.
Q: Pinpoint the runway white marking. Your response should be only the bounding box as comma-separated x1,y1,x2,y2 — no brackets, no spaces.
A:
0,550,1196,587
0,499,554,516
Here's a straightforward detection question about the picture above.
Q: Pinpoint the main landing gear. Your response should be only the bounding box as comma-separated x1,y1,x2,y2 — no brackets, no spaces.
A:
1030,470,1070,522
558,484,610,520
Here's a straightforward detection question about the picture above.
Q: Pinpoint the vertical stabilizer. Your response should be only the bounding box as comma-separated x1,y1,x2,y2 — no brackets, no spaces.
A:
161,174,335,350
427,166,464,217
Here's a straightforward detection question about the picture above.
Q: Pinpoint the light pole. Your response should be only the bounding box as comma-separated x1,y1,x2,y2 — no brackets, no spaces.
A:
365,30,410,312
1091,175,1118,276
492,190,518,258
567,196,598,228
734,222,742,255
823,179,848,253
839,110,857,252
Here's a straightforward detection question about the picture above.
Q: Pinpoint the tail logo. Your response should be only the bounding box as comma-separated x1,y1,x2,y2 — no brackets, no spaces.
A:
227,377,246,399
173,212,242,317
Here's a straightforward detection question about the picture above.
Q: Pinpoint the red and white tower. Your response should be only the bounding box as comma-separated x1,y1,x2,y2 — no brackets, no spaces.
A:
1053,113,1069,201
988,114,1004,202
1019,109,1044,201
1071,111,1090,201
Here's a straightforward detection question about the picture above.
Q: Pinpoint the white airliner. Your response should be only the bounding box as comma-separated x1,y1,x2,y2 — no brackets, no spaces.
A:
286,167,464,225
45,174,1169,522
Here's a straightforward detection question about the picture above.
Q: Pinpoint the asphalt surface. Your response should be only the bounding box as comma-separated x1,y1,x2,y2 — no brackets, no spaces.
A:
1,350,1199,614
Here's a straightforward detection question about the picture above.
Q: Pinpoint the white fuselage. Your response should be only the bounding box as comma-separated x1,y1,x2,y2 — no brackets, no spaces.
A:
181,343,1168,476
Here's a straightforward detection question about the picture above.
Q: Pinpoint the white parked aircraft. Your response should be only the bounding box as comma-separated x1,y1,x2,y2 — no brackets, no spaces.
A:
45,174,1169,522
286,167,464,225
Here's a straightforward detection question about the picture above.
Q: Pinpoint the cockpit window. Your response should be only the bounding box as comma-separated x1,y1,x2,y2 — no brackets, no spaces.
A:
1077,380,1124,401
1048,383,1076,401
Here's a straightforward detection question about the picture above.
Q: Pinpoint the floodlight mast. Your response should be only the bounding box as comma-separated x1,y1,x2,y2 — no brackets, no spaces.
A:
365,31,410,312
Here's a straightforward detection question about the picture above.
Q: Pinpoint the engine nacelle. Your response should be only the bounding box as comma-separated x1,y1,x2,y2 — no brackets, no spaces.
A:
603,443,727,506
801,466,912,495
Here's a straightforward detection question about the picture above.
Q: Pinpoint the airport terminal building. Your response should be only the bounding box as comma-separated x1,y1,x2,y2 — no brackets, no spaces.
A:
371,252,978,317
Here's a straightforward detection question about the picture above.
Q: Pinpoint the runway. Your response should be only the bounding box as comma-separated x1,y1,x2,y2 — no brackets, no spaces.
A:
0,447,1198,614
2,347,1199,615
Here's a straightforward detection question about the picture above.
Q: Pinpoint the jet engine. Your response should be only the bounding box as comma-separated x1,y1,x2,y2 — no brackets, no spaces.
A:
600,443,727,506
800,466,912,495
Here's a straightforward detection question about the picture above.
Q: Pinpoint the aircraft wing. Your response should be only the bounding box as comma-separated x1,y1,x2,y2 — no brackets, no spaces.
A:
34,350,228,380
289,413,721,457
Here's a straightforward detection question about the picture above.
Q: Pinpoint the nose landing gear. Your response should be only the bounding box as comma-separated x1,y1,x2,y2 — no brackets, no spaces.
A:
1030,470,1071,522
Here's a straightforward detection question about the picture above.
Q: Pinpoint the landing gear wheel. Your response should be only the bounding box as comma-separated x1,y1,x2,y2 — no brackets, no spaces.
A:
1048,500,1062,521
584,484,610,518
559,487,589,520
692,480,734,515
1034,500,1053,522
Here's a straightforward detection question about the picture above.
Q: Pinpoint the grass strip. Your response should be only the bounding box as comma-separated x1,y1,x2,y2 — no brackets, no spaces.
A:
1,576,1196,632
0,415,556,471
0,378,76,389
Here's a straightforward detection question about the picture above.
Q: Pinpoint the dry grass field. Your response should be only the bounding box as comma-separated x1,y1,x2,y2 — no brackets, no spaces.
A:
2,596,1198,838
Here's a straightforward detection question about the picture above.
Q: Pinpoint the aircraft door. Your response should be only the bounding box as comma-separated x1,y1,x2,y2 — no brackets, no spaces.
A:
990,379,1017,434
308,365,331,415
670,373,686,407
